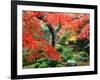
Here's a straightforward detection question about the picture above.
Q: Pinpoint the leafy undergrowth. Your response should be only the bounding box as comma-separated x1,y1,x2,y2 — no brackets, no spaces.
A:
23,45,89,68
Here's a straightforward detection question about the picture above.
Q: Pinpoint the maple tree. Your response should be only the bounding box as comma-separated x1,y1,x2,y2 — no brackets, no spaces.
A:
23,11,63,63
78,24,90,40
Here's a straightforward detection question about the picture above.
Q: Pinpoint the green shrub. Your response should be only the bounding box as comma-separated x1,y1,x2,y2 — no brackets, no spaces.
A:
39,61,48,68
56,64,64,67
80,51,88,57
36,58,47,63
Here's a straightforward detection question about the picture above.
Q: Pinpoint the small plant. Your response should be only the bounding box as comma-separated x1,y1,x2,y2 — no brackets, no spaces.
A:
79,51,89,61
80,51,88,57
61,46,74,61
38,61,48,68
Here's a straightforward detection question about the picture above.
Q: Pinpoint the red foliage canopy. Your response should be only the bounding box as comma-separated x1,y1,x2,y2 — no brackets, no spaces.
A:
23,11,62,62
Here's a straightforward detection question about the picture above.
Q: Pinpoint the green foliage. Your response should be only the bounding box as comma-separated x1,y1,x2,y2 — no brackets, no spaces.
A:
79,51,89,61
59,31,71,45
22,50,31,67
36,58,47,63
72,55,80,61
47,60,62,67
38,61,48,68
24,63,40,68
80,51,88,57
56,44,80,66
23,56,64,68
61,46,74,61
56,64,65,67
61,53,73,61
23,44,89,68
55,44,63,52
59,34,67,45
